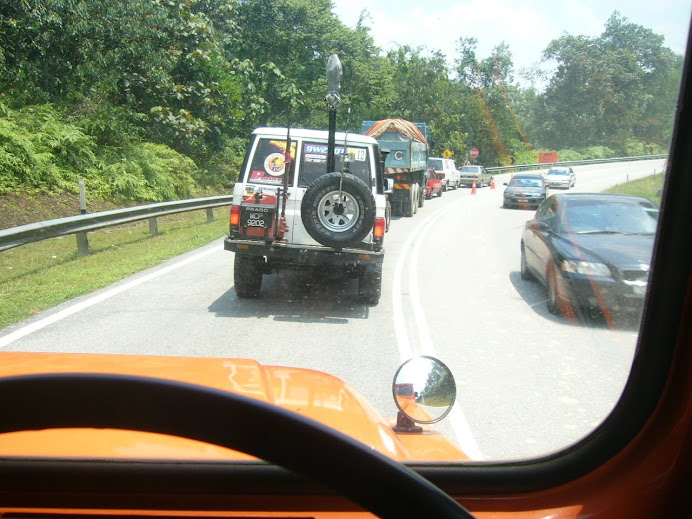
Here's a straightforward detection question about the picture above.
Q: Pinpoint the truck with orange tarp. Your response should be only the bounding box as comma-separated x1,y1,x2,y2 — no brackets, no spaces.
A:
361,119,429,217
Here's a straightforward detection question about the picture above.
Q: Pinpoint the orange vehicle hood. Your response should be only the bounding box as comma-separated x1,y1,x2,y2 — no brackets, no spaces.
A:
0,352,467,462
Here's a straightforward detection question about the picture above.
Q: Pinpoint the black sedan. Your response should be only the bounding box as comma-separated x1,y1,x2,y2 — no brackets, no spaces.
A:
503,173,548,209
520,193,658,321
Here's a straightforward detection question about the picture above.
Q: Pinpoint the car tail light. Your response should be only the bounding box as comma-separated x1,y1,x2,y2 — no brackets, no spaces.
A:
373,217,386,239
438,173,445,179
230,204,240,227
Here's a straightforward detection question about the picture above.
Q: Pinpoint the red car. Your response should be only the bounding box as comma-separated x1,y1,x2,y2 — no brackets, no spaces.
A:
426,169,444,199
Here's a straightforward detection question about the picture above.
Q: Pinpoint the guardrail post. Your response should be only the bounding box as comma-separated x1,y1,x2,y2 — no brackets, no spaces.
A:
149,217,158,235
76,232,89,255
206,208,214,223
79,179,87,214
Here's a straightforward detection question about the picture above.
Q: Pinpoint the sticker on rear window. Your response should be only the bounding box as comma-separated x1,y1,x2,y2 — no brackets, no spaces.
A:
264,153,286,176
248,139,296,184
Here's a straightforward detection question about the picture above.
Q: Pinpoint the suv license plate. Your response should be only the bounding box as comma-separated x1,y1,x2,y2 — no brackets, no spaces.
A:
241,205,274,229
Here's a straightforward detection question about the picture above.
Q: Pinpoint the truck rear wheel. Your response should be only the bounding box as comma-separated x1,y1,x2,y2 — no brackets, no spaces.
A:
301,172,376,248
358,264,382,305
403,190,416,217
418,184,425,208
385,200,392,232
234,254,263,298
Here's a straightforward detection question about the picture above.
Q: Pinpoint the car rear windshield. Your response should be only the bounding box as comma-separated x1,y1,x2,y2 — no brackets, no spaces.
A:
298,142,371,187
509,178,543,187
562,200,659,234
428,158,443,170
460,166,480,173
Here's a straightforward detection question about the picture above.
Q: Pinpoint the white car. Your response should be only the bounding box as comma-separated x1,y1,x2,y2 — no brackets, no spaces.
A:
427,157,460,190
544,167,576,188
225,127,387,304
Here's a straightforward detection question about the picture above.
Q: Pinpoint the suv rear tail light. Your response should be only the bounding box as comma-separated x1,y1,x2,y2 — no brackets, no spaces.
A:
374,217,386,239
438,173,446,179
230,205,240,227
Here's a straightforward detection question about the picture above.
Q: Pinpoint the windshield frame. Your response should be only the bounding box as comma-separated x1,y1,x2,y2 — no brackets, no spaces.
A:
0,5,691,512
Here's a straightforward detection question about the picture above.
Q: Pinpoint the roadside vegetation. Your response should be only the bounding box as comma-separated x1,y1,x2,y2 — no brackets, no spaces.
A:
0,1,682,226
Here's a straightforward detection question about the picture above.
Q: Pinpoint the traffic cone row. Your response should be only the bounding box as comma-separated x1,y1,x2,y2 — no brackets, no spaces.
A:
471,180,477,195
491,177,496,190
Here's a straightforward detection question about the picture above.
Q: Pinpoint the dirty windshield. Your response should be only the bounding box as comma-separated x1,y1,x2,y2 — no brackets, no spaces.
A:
0,0,689,465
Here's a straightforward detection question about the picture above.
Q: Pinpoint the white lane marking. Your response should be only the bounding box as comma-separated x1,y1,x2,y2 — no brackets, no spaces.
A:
391,198,484,460
392,213,422,361
0,245,220,349
409,207,451,353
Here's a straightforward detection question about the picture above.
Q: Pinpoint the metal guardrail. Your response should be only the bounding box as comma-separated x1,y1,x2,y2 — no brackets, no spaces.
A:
0,155,668,253
0,195,234,254
485,154,667,174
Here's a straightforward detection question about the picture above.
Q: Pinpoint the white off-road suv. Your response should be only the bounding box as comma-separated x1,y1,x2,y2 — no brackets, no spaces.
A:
224,127,387,304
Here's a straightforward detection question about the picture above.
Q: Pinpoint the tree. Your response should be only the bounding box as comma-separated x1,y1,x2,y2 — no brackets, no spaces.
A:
537,11,683,152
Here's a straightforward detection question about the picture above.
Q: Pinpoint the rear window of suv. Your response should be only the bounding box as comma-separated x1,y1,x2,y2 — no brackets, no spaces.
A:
298,142,371,187
247,138,296,185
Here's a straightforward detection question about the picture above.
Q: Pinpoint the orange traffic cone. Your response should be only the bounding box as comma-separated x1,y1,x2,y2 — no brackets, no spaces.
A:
490,177,496,190
471,180,477,195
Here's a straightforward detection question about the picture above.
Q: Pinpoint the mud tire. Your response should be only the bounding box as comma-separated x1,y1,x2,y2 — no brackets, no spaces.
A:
385,200,392,232
358,265,382,305
547,266,561,315
403,189,416,217
234,254,263,298
520,244,534,281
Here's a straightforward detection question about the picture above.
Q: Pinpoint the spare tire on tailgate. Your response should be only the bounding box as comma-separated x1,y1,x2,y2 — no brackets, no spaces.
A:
301,172,376,248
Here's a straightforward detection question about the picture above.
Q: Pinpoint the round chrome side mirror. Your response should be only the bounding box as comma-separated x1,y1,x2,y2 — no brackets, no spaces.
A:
392,356,456,432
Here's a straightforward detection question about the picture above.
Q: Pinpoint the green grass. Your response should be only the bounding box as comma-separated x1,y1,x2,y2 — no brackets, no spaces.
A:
602,172,665,205
0,209,229,329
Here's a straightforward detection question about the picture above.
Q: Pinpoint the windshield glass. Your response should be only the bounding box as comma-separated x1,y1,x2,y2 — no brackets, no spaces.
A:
0,0,689,469
509,178,544,188
562,201,659,234
247,138,296,185
429,158,444,170
298,142,371,187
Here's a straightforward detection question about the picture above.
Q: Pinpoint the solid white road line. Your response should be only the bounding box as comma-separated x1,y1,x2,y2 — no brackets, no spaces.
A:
391,198,484,460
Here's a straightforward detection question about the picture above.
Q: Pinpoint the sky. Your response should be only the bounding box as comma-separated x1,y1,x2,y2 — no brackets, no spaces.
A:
331,0,691,84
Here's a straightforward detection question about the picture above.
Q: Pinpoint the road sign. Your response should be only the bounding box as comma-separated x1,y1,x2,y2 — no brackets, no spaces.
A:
470,148,479,158
442,149,453,159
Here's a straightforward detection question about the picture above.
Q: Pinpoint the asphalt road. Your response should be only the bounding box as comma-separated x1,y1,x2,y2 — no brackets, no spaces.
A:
0,158,665,461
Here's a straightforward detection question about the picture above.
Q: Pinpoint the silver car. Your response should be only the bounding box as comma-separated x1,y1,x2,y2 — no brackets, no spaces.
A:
544,167,576,189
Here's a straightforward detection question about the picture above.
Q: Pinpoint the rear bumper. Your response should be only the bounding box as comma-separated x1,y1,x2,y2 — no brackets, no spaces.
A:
224,237,384,269
503,194,546,208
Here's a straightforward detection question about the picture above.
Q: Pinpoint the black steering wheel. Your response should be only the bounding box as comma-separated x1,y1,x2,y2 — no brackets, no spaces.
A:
0,373,475,519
